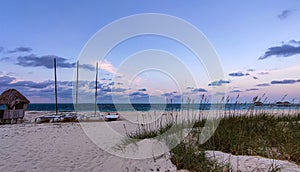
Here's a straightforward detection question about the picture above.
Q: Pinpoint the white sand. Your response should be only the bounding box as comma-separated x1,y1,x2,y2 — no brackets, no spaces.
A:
0,111,178,172
1,111,300,172
206,151,300,172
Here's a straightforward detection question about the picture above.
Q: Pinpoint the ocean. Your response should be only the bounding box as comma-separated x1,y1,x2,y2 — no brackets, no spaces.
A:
24,103,300,112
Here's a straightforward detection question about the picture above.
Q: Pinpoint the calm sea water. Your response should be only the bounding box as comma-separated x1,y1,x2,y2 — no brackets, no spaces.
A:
25,103,300,112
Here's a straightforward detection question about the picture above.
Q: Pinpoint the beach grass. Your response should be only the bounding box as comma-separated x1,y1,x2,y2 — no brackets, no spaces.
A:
125,96,300,171
193,114,300,163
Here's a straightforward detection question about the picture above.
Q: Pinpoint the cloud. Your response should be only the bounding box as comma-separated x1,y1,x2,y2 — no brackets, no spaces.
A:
100,78,112,81
289,40,300,45
0,76,73,102
138,88,147,91
17,54,75,69
245,88,259,91
161,91,182,99
88,81,102,90
162,93,173,97
252,76,258,79
228,72,249,77
112,87,127,93
108,82,114,86
129,91,149,103
10,80,53,88
99,60,116,74
79,64,95,71
159,92,182,103
256,83,270,87
257,72,269,75
8,47,32,53
192,88,207,92
0,75,16,86
208,79,230,86
58,88,73,99
0,76,131,103
278,9,295,20
129,92,149,98
247,69,255,72
101,87,112,93
0,47,4,53
0,57,10,61
259,40,300,59
230,90,242,93
271,79,298,84
0,77,72,90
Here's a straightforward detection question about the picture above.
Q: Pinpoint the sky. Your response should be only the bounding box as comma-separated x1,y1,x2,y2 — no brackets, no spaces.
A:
1,0,300,104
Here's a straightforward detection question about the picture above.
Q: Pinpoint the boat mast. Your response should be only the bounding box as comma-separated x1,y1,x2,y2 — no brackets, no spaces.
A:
54,57,58,115
76,61,79,115
94,62,98,115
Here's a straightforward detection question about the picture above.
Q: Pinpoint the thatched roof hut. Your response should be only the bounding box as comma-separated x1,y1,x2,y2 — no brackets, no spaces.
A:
0,89,30,110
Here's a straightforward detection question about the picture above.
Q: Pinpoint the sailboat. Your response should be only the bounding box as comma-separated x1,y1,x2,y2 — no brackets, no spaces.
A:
94,62,119,121
35,58,76,123
104,112,120,121
76,62,104,121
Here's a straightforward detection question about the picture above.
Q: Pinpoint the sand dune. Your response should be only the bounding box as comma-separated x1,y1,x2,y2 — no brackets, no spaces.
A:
0,121,177,172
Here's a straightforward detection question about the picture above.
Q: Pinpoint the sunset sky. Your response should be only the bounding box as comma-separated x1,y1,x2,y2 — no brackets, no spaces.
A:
1,0,300,103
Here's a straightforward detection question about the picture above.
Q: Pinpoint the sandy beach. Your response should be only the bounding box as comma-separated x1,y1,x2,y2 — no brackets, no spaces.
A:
0,111,179,172
1,111,300,172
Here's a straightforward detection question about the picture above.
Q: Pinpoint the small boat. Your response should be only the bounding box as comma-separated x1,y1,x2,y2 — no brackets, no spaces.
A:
275,101,291,106
35,113,77,124
104,113,120,121
76,113,105,122
254,101,263,106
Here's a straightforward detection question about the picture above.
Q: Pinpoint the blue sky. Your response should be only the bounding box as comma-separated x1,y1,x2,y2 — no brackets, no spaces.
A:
1,0,300,103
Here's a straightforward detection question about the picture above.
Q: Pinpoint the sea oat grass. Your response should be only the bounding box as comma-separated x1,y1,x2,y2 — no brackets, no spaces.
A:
125,96,300,171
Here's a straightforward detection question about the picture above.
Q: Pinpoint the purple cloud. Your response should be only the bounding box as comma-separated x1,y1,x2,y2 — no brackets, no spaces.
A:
16,54,94,71
7,47,32,53
162,93,173,97
230,90,242,93
271,79,297,84
11,80,53,88
259,40,300,60
0,75,16,86
112,87,127,93
245,88,259,91
278,9,295,20
192,88,207,92
208,79,230,86
228,72,249,77
17,54,74,68
256,83,270,87
79,64,95,71
258,72,269,75
138,88,147,91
